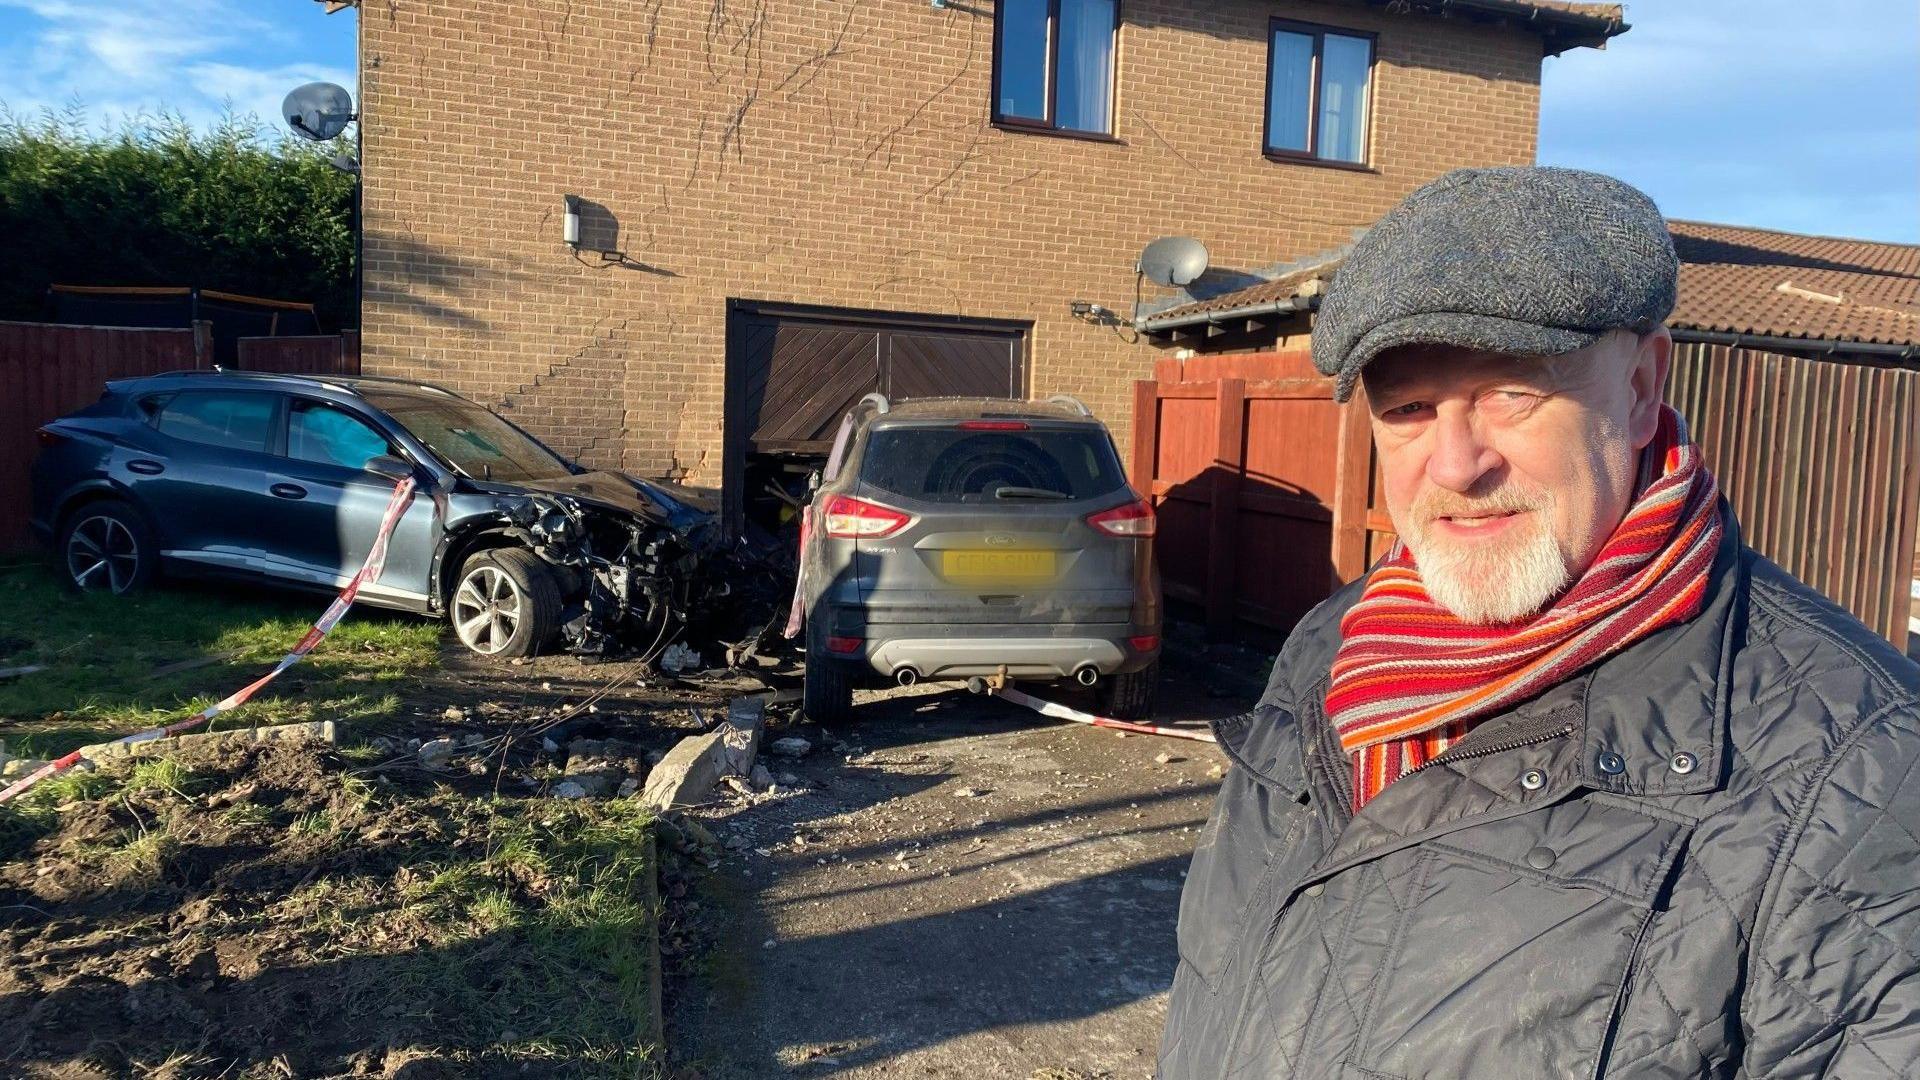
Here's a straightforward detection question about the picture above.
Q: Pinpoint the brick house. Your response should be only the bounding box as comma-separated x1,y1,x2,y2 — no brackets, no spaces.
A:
352,0,1623,528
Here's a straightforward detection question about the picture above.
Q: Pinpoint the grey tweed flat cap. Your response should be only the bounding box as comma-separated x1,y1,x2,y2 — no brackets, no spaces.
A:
1312,166,1678,402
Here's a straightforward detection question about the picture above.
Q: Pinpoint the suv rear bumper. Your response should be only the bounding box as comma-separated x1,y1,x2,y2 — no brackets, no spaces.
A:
842,622,1158,681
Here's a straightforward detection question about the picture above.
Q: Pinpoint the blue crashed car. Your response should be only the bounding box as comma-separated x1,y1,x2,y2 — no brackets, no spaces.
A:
30,370,742,658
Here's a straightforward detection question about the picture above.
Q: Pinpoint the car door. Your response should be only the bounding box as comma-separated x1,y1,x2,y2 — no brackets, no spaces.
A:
137,388,288,574
268,396,438,608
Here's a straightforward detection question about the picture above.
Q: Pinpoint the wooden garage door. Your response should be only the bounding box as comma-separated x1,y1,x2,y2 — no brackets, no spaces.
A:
729,304,1028,455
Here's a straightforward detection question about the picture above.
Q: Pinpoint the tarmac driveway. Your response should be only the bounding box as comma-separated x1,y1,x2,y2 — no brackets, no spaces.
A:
672,656,1263,1078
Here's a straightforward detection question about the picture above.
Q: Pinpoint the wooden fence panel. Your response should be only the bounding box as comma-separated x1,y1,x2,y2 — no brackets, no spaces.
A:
1665,343,1918,648
0,321,202,553
1138,342,1917,650
233,332,361,376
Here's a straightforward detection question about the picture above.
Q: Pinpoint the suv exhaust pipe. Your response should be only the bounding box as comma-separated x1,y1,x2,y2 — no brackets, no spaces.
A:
894,666,921,687
1074,665,1100,687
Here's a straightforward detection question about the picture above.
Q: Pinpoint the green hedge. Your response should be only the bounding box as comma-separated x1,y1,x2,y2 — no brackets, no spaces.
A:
0,109,356,329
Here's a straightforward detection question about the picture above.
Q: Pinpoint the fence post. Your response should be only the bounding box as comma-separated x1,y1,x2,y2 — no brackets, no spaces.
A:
1206,378,1246,639
1130,379,1158,494
1330,387,1374,590
191,320,214,370
341,329,362,376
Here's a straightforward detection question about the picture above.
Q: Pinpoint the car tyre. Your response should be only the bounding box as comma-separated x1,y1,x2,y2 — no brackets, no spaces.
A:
451,548,562,659
1099,659,1159,721
58,501,156,596
803,619,855,725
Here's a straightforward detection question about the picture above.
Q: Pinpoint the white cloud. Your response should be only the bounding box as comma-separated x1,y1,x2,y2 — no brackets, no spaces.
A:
1539,0,1920,242
0,0,352,135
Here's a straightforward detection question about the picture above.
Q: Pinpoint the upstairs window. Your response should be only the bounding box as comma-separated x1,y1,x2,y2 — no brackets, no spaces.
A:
1266,20,1374,165
993,0,1118,135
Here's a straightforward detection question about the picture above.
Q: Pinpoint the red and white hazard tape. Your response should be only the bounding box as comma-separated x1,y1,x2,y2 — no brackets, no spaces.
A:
0,477,417,805
988,684,1218,743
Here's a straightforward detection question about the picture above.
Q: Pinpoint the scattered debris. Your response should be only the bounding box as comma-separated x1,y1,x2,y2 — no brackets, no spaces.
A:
1154,752,1184,765
442,706,467,721
952,787,986,799
659,642,704,673
416,737,459,768
768,736,812,759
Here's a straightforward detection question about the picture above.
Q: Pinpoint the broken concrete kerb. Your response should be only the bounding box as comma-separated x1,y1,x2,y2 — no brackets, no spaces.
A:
641,694,768,811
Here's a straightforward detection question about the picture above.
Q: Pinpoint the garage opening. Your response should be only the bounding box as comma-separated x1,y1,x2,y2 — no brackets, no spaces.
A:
723,300,1031,537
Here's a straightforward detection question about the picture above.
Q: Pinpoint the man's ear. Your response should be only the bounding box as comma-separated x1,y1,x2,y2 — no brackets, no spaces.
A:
1626,327,1671,449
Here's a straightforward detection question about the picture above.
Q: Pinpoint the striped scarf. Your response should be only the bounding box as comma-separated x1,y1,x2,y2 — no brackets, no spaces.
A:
1328,406,1722,812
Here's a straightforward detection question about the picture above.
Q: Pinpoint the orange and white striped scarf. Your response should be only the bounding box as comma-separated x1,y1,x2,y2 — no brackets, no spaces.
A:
1327,406,1721,811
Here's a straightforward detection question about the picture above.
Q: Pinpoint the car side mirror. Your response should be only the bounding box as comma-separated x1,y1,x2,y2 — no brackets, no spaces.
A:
807,469,823,493
363,455,413,481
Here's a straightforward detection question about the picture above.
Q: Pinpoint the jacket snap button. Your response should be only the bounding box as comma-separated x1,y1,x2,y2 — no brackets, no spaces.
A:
1669,752,1698,775
1519,769,1547,791
1304,883,1324,898
1597,751,1627,775
1525,846,1556,870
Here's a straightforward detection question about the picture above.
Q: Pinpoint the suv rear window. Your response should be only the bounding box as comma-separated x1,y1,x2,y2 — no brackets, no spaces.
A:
858,425,1126,503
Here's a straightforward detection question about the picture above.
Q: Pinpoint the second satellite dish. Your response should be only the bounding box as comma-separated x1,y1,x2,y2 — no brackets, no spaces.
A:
1137,236,1210,288
283,82,356,142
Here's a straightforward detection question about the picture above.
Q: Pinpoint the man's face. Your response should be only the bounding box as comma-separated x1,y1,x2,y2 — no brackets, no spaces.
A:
1361,329,1669,624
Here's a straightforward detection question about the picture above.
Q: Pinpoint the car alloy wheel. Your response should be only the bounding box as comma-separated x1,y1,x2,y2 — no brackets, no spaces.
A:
452,564,525,655
65,513,141,594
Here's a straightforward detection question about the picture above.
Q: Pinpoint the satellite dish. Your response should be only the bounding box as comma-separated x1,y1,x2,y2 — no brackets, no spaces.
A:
1137,236,1210,288
282,82,355,141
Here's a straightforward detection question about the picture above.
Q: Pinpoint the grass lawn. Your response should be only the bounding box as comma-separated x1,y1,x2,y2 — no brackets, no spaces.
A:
0,558,443,758
0,559,669,1077
0,744,664,1077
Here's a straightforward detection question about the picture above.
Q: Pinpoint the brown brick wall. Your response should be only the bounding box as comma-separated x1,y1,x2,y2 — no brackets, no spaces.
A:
360,0,1543,479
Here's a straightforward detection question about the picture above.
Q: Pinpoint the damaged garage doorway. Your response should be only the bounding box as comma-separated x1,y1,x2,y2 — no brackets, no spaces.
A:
722,299,1032,538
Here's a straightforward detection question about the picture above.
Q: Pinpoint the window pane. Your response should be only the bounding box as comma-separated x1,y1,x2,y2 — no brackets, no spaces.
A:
1056,0,1115,133
156,391,275,452
996,0,1050,121
288,400,393,471
1318,33,1371,163
1267,30,1314,153
859,428,1125,504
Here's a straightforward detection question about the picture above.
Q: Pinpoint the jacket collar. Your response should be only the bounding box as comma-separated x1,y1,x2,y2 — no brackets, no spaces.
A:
1574,502,1746,798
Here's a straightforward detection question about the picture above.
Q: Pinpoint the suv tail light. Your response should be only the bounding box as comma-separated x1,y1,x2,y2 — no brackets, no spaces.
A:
821,494,912,539
1087,496,1156,538
957,420,1029,431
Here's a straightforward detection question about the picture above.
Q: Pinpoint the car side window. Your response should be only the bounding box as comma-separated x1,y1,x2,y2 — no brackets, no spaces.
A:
287,399,395,471
154,391,276,452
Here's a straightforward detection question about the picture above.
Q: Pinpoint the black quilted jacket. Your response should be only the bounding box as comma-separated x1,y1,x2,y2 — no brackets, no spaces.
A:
1159,514,1920,1078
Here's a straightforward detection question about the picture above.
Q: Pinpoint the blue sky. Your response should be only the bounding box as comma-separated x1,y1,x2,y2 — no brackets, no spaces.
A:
0,0,355,138
1540,1,1919,243
0,1,1912,243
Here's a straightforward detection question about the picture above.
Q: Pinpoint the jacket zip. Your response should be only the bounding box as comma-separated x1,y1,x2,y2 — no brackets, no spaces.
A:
1409,714,1578,774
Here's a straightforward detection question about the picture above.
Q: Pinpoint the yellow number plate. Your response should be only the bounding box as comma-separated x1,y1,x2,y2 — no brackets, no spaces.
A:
941,549,1056,582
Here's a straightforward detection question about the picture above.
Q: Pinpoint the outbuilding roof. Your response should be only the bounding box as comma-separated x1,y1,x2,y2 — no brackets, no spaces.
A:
1140,220,1920,354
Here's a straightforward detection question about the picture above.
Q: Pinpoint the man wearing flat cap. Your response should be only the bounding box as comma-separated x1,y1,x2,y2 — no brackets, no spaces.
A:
1159,167,1920,1079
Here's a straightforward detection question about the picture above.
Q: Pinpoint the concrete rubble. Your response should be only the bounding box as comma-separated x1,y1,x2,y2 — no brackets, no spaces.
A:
641,694,769,811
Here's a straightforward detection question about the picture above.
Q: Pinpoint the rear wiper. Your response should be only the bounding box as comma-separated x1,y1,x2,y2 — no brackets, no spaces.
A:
993,486,1071,500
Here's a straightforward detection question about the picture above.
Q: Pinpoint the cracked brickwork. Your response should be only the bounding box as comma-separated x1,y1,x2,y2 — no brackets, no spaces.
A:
361,0,1544,479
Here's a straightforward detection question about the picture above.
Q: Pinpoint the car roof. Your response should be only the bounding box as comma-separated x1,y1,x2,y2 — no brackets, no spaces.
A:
106,369,469,405
866,396,1103,425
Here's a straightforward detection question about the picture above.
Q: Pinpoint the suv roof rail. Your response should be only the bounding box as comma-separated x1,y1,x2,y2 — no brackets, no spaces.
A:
857,392,891,415
120,369,463,399
343,373,463,397
1045,394,1093,417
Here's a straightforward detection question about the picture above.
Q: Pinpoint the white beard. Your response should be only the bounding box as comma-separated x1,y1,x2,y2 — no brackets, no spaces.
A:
1399,485,1573,626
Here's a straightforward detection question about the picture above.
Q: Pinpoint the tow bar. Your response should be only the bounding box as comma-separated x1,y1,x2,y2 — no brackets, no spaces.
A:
965,669,1217,744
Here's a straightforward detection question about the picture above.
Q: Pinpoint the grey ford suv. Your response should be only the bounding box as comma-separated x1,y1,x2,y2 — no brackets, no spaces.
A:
797,395,1161,723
